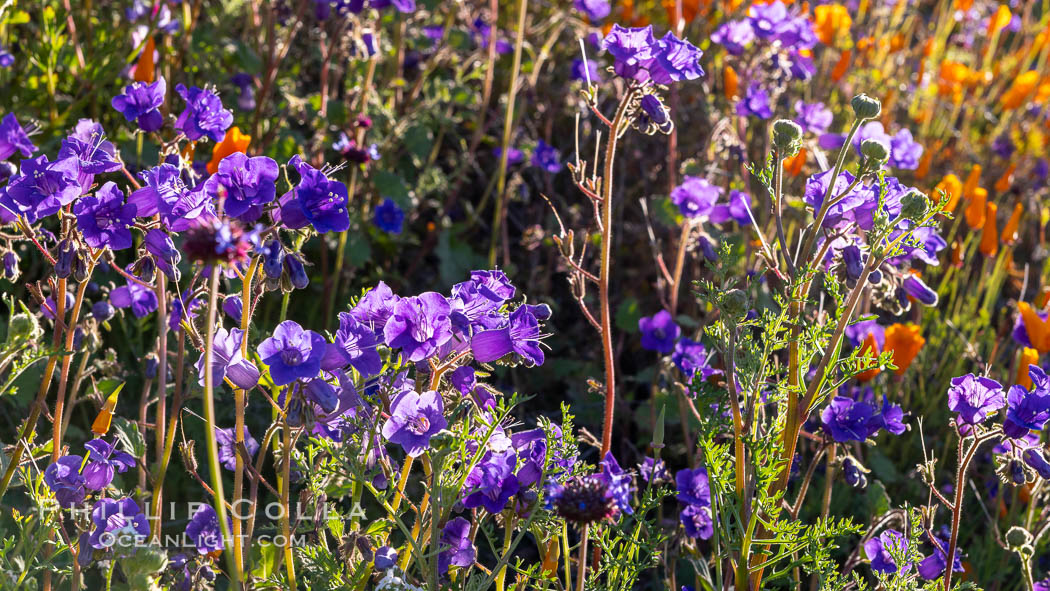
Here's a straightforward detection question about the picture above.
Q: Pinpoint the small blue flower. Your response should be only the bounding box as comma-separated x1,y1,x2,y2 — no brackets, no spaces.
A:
373,198,404,234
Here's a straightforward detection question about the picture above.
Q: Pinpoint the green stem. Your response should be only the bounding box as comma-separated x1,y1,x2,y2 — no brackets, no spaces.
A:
487,0,529,267
202,266,239,584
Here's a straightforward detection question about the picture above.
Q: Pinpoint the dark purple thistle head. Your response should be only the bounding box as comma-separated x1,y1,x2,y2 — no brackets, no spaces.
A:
182,219,253,266
550,476,616,524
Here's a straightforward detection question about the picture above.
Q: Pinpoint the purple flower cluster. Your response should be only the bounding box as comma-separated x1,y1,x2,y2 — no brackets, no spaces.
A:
820,387,905,443
601,25,704,84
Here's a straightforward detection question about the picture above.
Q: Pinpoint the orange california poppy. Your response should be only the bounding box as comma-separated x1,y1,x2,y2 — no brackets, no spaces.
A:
784,147,806,176
979,202,999,257
1001,71,1039,110
813,4,851,46
964,187,987,230
1017,347,1039,389
1019,301,1050,354
884,323,925,375
663,0,703,28
935,173,963,212
208,127,251,174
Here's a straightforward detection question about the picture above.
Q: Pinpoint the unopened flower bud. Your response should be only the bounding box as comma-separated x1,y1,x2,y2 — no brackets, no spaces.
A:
55,239,75,279
93,300,115,322
262,239,285,279
72,252,90,283
899,190,930,221
722,289,749,320
1005,526,1033,552
132,256,156,282
3,251,19,282
7,313,41,344
842,244,863,281
639,94,671,133
851,93,881,120
860,138,890,164
284,253,309,290
772,119,803,154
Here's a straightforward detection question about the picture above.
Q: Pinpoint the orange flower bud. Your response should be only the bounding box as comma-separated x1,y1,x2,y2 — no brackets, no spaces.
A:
1002,202,1023,245
979,202,998,257
92,384,124,436
915,150,933,180
884,323,925,375
831,49,851,82
1019,301,1050,354
1017,347,1040,389
964,186,987,229
724,64,739,101
133,37,156,84
995,163,1016,193
951,240,963,267
208,127,251,174
986,5,1012,36
963,165,981,199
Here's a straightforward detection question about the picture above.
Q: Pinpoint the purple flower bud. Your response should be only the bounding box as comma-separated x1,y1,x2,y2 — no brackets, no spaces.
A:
262,239,285,279
3,251,19,281
54,239,75,278
842,244,863,281
284,253,309,290
1023,448,1050,479
92,300,114,321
